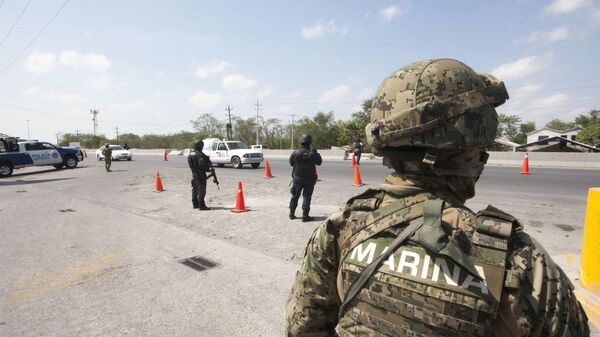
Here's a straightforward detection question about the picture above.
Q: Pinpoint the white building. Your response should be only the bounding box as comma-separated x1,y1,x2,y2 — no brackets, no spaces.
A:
526,126,582,144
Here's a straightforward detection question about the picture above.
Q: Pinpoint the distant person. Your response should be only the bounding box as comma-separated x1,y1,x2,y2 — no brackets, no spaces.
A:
188,140,213,210
353,138,363,165
101,143,112,172
288,134,322,222
123,142,130,150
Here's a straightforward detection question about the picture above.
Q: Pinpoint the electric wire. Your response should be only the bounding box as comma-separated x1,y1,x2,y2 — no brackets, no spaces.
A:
0,0,6,12
0,0,70,76
0,0,32,49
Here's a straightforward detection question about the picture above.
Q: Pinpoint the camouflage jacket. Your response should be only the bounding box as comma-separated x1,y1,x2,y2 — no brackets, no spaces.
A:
102,147,112,159
286,173,589,337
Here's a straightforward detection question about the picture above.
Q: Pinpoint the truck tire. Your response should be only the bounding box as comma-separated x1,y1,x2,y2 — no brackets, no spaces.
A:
0,162,13,177
251,163,260,169
64,156,78,169
53,164,64,169
232,156,242,169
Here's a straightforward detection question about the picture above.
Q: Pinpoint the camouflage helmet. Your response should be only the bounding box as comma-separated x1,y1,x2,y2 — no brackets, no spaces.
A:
300,134,312,146
366,59,509,155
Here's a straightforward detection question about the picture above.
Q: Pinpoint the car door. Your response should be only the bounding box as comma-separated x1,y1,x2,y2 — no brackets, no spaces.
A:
26,142,62,165
213,142,228,163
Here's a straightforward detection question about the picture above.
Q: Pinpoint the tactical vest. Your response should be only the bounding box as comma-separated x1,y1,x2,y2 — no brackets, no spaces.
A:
336,190,514,337
188,151,209,172
293,148,316,177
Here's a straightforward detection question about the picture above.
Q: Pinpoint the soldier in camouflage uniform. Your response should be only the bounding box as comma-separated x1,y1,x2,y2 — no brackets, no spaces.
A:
101,143,112,172
285,59,589,337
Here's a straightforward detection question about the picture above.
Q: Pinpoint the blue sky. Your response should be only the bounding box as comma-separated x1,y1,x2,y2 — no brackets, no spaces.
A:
1,0,599,142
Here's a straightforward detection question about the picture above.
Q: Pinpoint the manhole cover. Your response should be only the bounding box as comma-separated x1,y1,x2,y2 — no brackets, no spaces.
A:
179,256,218,272
58,209,76,213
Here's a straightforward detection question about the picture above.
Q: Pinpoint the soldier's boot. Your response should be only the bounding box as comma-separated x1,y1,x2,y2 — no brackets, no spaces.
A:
192,203,199,209
302,209,313,222
289,208,296,220
199,204,211,211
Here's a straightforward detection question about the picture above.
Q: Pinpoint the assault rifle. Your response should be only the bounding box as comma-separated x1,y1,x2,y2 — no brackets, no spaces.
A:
207,168,220,191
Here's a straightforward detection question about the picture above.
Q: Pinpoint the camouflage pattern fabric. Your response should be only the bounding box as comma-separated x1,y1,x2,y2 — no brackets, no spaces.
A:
365,59,507,154
285,173,589,337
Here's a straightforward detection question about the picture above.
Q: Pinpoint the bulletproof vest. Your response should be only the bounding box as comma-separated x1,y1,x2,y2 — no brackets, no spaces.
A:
336,190,514,337
188,151,209,172
292,148,316,177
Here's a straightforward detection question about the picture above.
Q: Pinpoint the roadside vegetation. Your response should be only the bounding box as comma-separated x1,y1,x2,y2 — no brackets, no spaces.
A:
57,101,599,150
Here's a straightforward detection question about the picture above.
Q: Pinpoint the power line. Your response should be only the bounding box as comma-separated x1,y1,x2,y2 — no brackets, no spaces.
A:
0,0,6,12
0,0,70,76
0,0,32,49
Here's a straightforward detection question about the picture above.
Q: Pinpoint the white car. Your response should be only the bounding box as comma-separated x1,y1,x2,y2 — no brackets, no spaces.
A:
96,145,133,161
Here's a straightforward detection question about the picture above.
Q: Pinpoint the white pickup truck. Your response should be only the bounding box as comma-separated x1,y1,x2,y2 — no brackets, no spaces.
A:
203,138,263,169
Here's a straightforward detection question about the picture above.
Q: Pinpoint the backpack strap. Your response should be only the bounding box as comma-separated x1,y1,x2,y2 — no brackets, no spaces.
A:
338,199,444,320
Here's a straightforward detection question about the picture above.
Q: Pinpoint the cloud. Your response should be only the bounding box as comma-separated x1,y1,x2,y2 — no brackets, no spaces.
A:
544,0,591,14
25,86,88,103
59,51,110,71
379,3,409,22
87,74,113,90
188,91,224,108
301,20,348,39
258,85,273,98
491,55,550,81
526,26,569,43
22,52,57,74
222,74,257,91
529,93,569,110
511,84,543,98
108,100,148,113
195,60,230,79
319,84,351,103
357,88,374,100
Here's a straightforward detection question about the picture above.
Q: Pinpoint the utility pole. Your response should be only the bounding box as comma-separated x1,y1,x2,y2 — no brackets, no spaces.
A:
56,132,61,144
289,114,296,149
254,100,263,145
225,105,233,140
90,109,99,136
114,126,120,142
26,119,30,139
75,130,81,143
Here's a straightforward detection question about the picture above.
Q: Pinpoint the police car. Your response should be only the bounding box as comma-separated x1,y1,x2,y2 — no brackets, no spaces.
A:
0,134,84,177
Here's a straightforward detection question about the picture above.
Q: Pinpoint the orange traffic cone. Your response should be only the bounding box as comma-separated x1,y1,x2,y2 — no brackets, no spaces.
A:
351,153,356,167
163,149,168,161
264,160,273,179
520,152,531,175
155,171,164,192
352,164,364,186
231,181,249,212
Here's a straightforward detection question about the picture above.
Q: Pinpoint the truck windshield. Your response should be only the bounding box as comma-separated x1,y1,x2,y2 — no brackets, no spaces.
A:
226,142,249,150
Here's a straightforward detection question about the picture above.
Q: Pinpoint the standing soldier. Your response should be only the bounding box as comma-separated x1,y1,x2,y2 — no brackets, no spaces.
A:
286,59,589,336
101,143,112,172
353,138,362,165
289,134,322,222
188,140,213,210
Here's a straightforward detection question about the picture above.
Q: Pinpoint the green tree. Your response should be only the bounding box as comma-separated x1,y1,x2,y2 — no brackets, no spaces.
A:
512,121,536,144
545,118,576,131
575,109,599,128
497,114,521,140
191,113,223,138
232,117,257,145
577,124,600,148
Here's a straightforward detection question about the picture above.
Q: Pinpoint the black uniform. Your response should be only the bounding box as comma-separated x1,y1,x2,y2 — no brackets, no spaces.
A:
354,141,363,165
289,146,322,220
188,149,213,209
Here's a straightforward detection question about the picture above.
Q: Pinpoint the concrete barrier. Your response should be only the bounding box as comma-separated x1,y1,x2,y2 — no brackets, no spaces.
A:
98,149,600,169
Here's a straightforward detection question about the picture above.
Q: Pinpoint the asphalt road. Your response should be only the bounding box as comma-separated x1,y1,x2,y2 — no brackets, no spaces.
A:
0,155,598,336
